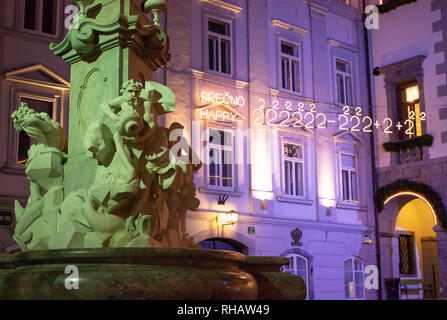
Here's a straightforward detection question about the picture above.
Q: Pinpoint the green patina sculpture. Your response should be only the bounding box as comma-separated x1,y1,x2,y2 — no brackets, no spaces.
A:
10,0,201,251
1,0,306,301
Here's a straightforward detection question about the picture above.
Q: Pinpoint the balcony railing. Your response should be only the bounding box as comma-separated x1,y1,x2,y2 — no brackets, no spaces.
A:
395,146,424,164
382,134,434,165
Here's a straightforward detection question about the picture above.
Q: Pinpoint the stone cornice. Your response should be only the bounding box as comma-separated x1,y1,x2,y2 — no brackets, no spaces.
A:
302,0,363,21
190,69,250,91
305,1,329,20
4,64,70,91
271,19,310,37
200,0,243,13
328,38,359,53
50,13,170,70
189,209,371,233
50,13,139,63
380,55,426,84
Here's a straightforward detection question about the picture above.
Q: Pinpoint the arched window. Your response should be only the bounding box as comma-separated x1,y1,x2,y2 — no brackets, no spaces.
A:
281,254,309,299
344,257,365,299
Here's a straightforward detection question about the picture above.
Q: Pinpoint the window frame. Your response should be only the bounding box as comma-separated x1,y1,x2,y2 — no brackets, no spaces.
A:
7,90,61,172
278,39,302,94
398,233,417,277
14,93,58,166
396,81,423,140
280,140,306,200
344,257,365,300
204,127,236,192
19,0,61,39
379,56,427,145
281,253,310,299
334,57,353,106
204,14,234,77
338,152,359,204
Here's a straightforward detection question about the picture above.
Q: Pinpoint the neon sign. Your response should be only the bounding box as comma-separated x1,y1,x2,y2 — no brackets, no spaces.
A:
198,108,237,122
200,91,245,108
253,99,427,136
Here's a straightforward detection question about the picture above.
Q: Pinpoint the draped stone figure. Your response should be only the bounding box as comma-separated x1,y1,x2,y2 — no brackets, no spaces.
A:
11,81,201,251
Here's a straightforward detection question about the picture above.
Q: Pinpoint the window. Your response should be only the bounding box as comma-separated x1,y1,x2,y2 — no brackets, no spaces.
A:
207,18,231,75
335,59,353,105
281,254,309,299
207,128,233,189
0,211,14,227
282,142,304,198
378,56,426,144
22,0,58,35
340,153,358,203
396,83,422,140
16,96,54,164
280,41,301,93
344,257,364,299
399,234,416,275
4,65,68,172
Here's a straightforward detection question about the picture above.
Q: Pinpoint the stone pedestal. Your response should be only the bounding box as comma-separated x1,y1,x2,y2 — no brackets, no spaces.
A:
50,0,169,196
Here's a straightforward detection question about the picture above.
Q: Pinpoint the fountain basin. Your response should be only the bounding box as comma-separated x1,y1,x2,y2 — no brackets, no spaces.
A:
0,248,257,300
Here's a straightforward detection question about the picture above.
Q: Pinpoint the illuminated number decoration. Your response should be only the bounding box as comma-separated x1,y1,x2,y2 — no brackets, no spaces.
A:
363,116,373,132
249,101,427,135
279,110,291,127
338,114,349,131
316,113,327,129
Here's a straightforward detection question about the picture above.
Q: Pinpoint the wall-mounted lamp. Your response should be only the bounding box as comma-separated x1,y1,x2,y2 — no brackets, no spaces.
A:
363,233,373,244
261,199,267,210
217,210,239,237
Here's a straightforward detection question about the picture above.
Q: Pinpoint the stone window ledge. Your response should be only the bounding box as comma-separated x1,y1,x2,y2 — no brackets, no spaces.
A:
277,196,313,205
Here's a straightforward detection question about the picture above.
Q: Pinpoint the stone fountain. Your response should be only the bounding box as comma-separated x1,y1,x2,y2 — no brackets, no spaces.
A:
0,0,305,300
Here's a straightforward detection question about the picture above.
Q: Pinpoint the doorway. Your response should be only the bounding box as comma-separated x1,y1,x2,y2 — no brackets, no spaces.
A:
198,237,248,255
395,198,439,299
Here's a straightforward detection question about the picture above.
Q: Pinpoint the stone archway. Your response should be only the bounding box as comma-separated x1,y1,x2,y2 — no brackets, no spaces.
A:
192,229,255,255
375,179,447,299
375,179,447,228
198,237,248,255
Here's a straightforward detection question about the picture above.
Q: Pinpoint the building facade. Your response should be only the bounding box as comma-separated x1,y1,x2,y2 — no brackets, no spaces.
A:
166,0,378,300
2,0,446,300
0,0,72,253
368,0,447,299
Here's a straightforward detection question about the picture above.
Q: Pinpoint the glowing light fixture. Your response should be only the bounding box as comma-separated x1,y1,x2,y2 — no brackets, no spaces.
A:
218,210,239,225
320,199,335,216
384,191,438,226
363,233,373,244
405,85,419,103
217,210,239,237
